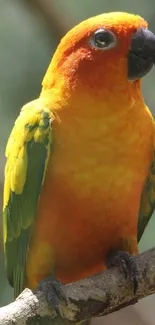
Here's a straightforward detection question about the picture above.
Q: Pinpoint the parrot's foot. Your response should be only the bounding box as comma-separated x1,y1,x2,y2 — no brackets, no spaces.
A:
106,250,139,294
36,276,68,316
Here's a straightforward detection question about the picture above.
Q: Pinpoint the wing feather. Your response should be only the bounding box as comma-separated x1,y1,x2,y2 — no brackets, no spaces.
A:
138,152,155,242
3,100,53,297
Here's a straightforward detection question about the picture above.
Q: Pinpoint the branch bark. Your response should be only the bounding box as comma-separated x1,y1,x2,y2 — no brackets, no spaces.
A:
0,247,155,325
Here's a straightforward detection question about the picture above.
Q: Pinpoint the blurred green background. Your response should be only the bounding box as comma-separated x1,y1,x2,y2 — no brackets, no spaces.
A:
0,1,155,324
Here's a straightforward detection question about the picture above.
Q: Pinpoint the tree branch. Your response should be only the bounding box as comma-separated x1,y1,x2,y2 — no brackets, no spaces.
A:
0,247,155,325
25,0,73,40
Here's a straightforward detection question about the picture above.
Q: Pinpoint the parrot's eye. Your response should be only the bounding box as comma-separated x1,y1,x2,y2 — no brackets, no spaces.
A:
90,29,117,50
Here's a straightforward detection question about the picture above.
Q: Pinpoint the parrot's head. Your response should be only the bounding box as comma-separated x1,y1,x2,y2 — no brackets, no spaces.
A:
42,12,155,106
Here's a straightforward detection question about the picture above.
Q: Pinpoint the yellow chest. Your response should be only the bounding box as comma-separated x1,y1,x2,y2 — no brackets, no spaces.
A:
51,101,154,203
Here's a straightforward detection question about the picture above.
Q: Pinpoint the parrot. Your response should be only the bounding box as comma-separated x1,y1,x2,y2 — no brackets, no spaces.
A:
3,11,155,309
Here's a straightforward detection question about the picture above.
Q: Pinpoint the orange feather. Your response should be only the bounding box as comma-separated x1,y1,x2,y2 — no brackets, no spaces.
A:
26,12,154,289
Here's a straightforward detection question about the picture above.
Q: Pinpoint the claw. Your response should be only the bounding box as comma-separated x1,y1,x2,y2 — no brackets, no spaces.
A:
106,250,139,294
36,276,68,316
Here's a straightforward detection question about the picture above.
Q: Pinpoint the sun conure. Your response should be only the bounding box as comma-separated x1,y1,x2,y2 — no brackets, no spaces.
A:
3,12,155,301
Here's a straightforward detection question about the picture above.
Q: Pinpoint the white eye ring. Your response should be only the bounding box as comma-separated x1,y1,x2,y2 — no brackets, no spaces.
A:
89,28,117,50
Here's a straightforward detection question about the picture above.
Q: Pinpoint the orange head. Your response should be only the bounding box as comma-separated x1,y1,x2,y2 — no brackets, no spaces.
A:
41,12,155,103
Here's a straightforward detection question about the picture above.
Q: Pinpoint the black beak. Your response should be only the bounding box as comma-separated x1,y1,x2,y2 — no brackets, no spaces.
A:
128,27,155,80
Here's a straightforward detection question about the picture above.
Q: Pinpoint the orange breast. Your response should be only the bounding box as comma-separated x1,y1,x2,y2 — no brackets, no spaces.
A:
26,96,154,289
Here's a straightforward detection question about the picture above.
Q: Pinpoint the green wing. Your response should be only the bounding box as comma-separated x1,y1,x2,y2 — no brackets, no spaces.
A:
3,100,53,298
138,152,155,242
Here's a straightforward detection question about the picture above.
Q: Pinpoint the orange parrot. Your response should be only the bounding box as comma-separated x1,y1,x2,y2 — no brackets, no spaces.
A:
3,12,155,308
